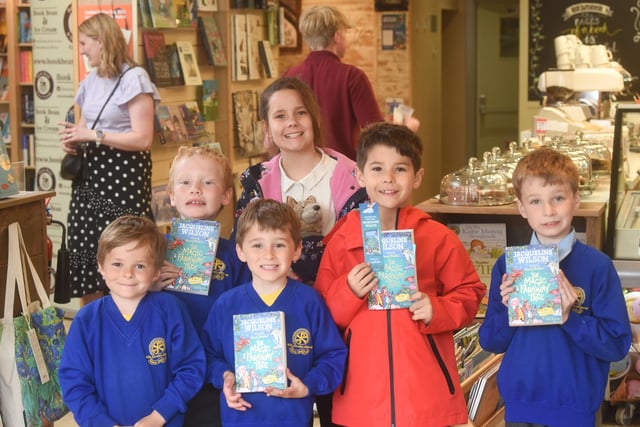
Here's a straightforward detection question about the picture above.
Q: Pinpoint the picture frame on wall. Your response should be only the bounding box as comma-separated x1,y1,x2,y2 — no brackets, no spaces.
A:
375,0,409,12
280,0,302,53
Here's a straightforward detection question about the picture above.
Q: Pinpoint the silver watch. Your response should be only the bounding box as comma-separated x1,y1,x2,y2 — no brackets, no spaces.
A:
95,129,104,146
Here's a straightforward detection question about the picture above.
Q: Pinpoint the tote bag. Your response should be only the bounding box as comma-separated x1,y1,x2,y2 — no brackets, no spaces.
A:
0,222,68,427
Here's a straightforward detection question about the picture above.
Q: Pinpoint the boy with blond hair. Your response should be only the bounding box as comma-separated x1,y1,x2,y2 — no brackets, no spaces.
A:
479,148,631,427
159,145,251,426
315,123,485,426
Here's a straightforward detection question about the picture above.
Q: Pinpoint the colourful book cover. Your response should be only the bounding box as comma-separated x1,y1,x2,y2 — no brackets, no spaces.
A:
0,135,19,198
165,218,221,295
142,30,173,87
246,13,263,80
368,229,417,310
175,41,203,86
147,0,178,28
448,223,506,317
200,79,219,121
179,102,206,141
233,311,287,393
156,105,181,144
505,244,561,326
166,43,185,86
198,16,227,66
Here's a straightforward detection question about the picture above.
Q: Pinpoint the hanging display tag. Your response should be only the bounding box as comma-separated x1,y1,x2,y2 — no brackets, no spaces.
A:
26,328,50,384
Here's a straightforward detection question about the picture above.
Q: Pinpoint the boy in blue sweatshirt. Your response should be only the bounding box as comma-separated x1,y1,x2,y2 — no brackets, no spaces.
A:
479,148,631,427
157,145,251,426
60,216,205,427
201,199,347,427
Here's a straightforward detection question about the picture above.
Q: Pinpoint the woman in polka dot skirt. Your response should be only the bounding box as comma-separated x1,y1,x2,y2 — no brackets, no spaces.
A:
59,13,160,304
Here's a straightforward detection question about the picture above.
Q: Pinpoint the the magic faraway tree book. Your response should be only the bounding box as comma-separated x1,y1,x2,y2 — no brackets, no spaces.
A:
165,218,220,295
505,244,561,326
233,311,287,392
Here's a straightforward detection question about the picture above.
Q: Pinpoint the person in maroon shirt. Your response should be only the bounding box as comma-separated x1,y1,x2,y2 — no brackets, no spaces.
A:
284,5,386,161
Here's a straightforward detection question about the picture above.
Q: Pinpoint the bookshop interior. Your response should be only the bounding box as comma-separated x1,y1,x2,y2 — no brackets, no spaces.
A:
3,0,640,426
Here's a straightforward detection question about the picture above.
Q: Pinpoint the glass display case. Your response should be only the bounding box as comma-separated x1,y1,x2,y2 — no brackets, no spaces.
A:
605,103,640,287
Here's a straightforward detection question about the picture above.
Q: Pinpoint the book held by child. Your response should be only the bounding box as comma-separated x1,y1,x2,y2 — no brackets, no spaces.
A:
505,244,561,326
165,218,220,295
233,311,287,393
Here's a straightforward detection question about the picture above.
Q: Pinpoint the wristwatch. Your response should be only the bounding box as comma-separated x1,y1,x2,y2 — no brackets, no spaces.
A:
95,129,104,146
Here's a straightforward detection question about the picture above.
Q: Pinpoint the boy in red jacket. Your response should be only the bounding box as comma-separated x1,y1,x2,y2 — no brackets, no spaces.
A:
315,123,485,427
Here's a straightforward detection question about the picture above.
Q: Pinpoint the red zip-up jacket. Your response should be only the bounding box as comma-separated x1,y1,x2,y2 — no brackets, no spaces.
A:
315,206,485,427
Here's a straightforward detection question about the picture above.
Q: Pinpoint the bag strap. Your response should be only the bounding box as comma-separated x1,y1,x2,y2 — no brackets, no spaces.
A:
3,222,51,320
90,66,135,130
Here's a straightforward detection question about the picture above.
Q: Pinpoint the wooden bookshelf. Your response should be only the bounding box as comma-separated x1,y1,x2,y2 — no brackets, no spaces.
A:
5,1,34,166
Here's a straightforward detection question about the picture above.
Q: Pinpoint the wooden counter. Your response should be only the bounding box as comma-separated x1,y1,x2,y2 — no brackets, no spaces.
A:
0,191,55,316
417,198,606,249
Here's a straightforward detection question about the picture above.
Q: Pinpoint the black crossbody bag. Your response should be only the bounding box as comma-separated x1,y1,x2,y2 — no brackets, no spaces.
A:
60,67,134,181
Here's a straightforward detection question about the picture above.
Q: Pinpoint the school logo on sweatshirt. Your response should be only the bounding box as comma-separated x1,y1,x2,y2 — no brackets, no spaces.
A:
288,328,312,355
146,337,168,365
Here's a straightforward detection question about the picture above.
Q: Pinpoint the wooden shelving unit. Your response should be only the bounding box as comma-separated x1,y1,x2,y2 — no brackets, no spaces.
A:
147,1,278,236
6,1,34,165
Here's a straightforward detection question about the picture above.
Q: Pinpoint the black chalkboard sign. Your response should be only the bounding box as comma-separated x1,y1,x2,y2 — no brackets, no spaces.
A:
528,0,640,100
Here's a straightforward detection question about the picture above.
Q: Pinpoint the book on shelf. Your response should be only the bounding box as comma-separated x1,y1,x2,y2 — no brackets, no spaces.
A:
448,223,506,317
258,40,276,78
20,50,33,83
22,93,34,124
0,112,10,145
246,13,264,80
266,7,279,46
151,184,180,226
0,134,19,198
505,244,561,326
231,14,249,81
165,218,221,295
138,0,154,29
147,0,178,28
166,43,185,86
0,59,8,101
156,105,182,144
168,104,189,142
176,0,195,28
179,101,206,141
197,15,227,66
200,79,219,121
175,41,203,86
232,90,263,159
467,361,502,424
233,311,287,393
142,30,173,87
360,202,417,310
196,0,219,11
19,10,31,43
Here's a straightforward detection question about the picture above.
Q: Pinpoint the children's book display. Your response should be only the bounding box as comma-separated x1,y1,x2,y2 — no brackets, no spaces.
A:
360,203,417,310
142,30,173,87
505,244,561,326
198,15,227,66
232,90,262,159
179,101,206,141
147,0,178,28
165,218,221,295
233,311,287,392
0,137,19,197
200,79,219,121
448,223,506,317
175,41,203,86
258,40,276,78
